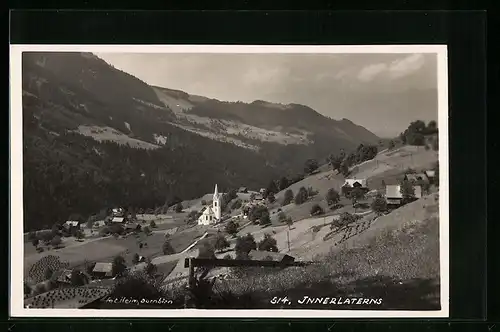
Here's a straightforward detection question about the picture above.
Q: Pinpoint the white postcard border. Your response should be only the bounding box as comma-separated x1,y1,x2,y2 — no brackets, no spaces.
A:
9,44,449,318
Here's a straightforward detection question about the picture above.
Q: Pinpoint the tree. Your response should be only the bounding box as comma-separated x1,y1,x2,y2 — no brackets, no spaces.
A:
259,213,271,226
432,136,439,151
286,217,293,229
51,223,61,237
132,253,140,264
267,192,276,204
198,241,216,259
234,233,257,259
283,189,294,206
84,260,96,275
231,199,242,210
143,226,152,236
214,233,230,252
388,140,395,150
294,187,308,205
325,188,340,206
112,255,127,277
433,161,440,187
267,180,279,195
278,177,289,191
278,211,287,223
400,179,416,204
51,235,62,247
371,195,388,216
162,240,175,255
339,161,350,177
248,205,269,223
304,159,319,174
427,120,438,134
31,238,39,247
349,187,365,206
257,233,278,252
225,220,239,236
70,269,85,286
175,203,183,213
150,220,157,228
307,187,318,197
310,204,324,216
75,229,85,240
145,262,157,277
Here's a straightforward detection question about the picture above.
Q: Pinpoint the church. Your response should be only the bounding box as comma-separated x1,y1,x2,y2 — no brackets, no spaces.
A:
197,184,222,226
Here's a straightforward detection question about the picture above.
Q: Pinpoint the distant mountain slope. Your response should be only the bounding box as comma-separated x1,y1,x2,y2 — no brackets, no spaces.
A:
21,52,379,231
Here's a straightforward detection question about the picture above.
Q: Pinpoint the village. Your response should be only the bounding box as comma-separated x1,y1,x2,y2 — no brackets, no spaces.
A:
23,144,439,309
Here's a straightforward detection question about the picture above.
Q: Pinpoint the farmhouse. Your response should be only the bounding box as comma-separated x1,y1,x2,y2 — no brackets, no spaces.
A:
92,262,113,279
52,268,73,285
198,184,222,226
110,216,125,223
425,170,436,184
385,185,423,207
238,187,248,193
404,173,430,185
63,220,80,229
341,178,369,197
248,250,295,264
93,220,106,228
112,208,125,217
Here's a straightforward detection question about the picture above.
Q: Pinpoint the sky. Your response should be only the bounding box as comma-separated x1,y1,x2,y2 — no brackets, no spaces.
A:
96,52,438,137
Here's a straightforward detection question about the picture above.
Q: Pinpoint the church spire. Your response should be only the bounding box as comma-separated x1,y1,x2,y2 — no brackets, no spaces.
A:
214,184,219,196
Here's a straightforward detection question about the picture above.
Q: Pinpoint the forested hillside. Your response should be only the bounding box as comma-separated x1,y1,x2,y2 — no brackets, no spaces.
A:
21,52,379,231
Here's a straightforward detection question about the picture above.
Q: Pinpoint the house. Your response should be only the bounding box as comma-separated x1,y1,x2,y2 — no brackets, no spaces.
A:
238,187,248,193
112,208,125,217
52,268,73,285
385,185,423,206
110,217,125,223
92,262,113,279
404,173,430,185
93,220,106,228
198,184,222,226
253,194,264,201
425,170,436,184
247,250,295,264
259,188,266,195
341,178,369,197
63,220,80,229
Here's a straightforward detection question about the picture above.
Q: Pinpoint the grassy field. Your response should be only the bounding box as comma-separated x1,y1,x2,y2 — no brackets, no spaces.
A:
211,194,440,310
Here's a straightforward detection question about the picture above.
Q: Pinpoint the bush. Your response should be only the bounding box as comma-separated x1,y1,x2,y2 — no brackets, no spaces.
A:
234,233,256,258
278,211,287,222
325,188,340,206
162,241,175,255
198,241,216,259
143,226,152,235
304,159,319,174
310,204,324,216
225,220,239,236
294,187,308,205
267,193,276,204
257,233,278,252
132,253,140,264
259,213,271,226
145,262,157,277
248,205,269,223
112,255,127,277
282,189,294,206
214,233,230,252
371,195,388,216
174,203,183,213
150,220,157,228
51,235,62,248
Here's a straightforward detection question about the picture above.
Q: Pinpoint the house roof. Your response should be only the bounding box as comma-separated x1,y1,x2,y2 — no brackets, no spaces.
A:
111,217,124,223
93,220,106,227
385,185,402,199
405,173,429,184
201,207,214,216
385,185,423,199
248,250,295,262
65,221,80,226
93,262,113,273
343,179,368,187
425,170,436,177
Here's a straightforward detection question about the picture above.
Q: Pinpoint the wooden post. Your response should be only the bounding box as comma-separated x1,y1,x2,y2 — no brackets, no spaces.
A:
287,230,290,252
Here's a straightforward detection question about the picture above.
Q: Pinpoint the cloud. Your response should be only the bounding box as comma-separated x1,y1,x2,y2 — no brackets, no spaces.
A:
357,63,388,82
388,54,425,79
356,54,426,83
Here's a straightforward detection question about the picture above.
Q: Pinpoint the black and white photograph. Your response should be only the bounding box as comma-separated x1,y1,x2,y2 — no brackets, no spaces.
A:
10,45,449,318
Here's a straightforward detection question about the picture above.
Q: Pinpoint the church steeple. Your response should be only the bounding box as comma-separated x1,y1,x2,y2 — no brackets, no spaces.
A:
214,184,219,197
213,184,221,220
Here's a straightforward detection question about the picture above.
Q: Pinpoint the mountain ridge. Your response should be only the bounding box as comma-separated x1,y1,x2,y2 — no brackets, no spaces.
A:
21,52,380,231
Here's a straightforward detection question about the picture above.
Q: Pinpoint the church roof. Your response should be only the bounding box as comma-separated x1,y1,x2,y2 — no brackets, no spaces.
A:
202,206,214,215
